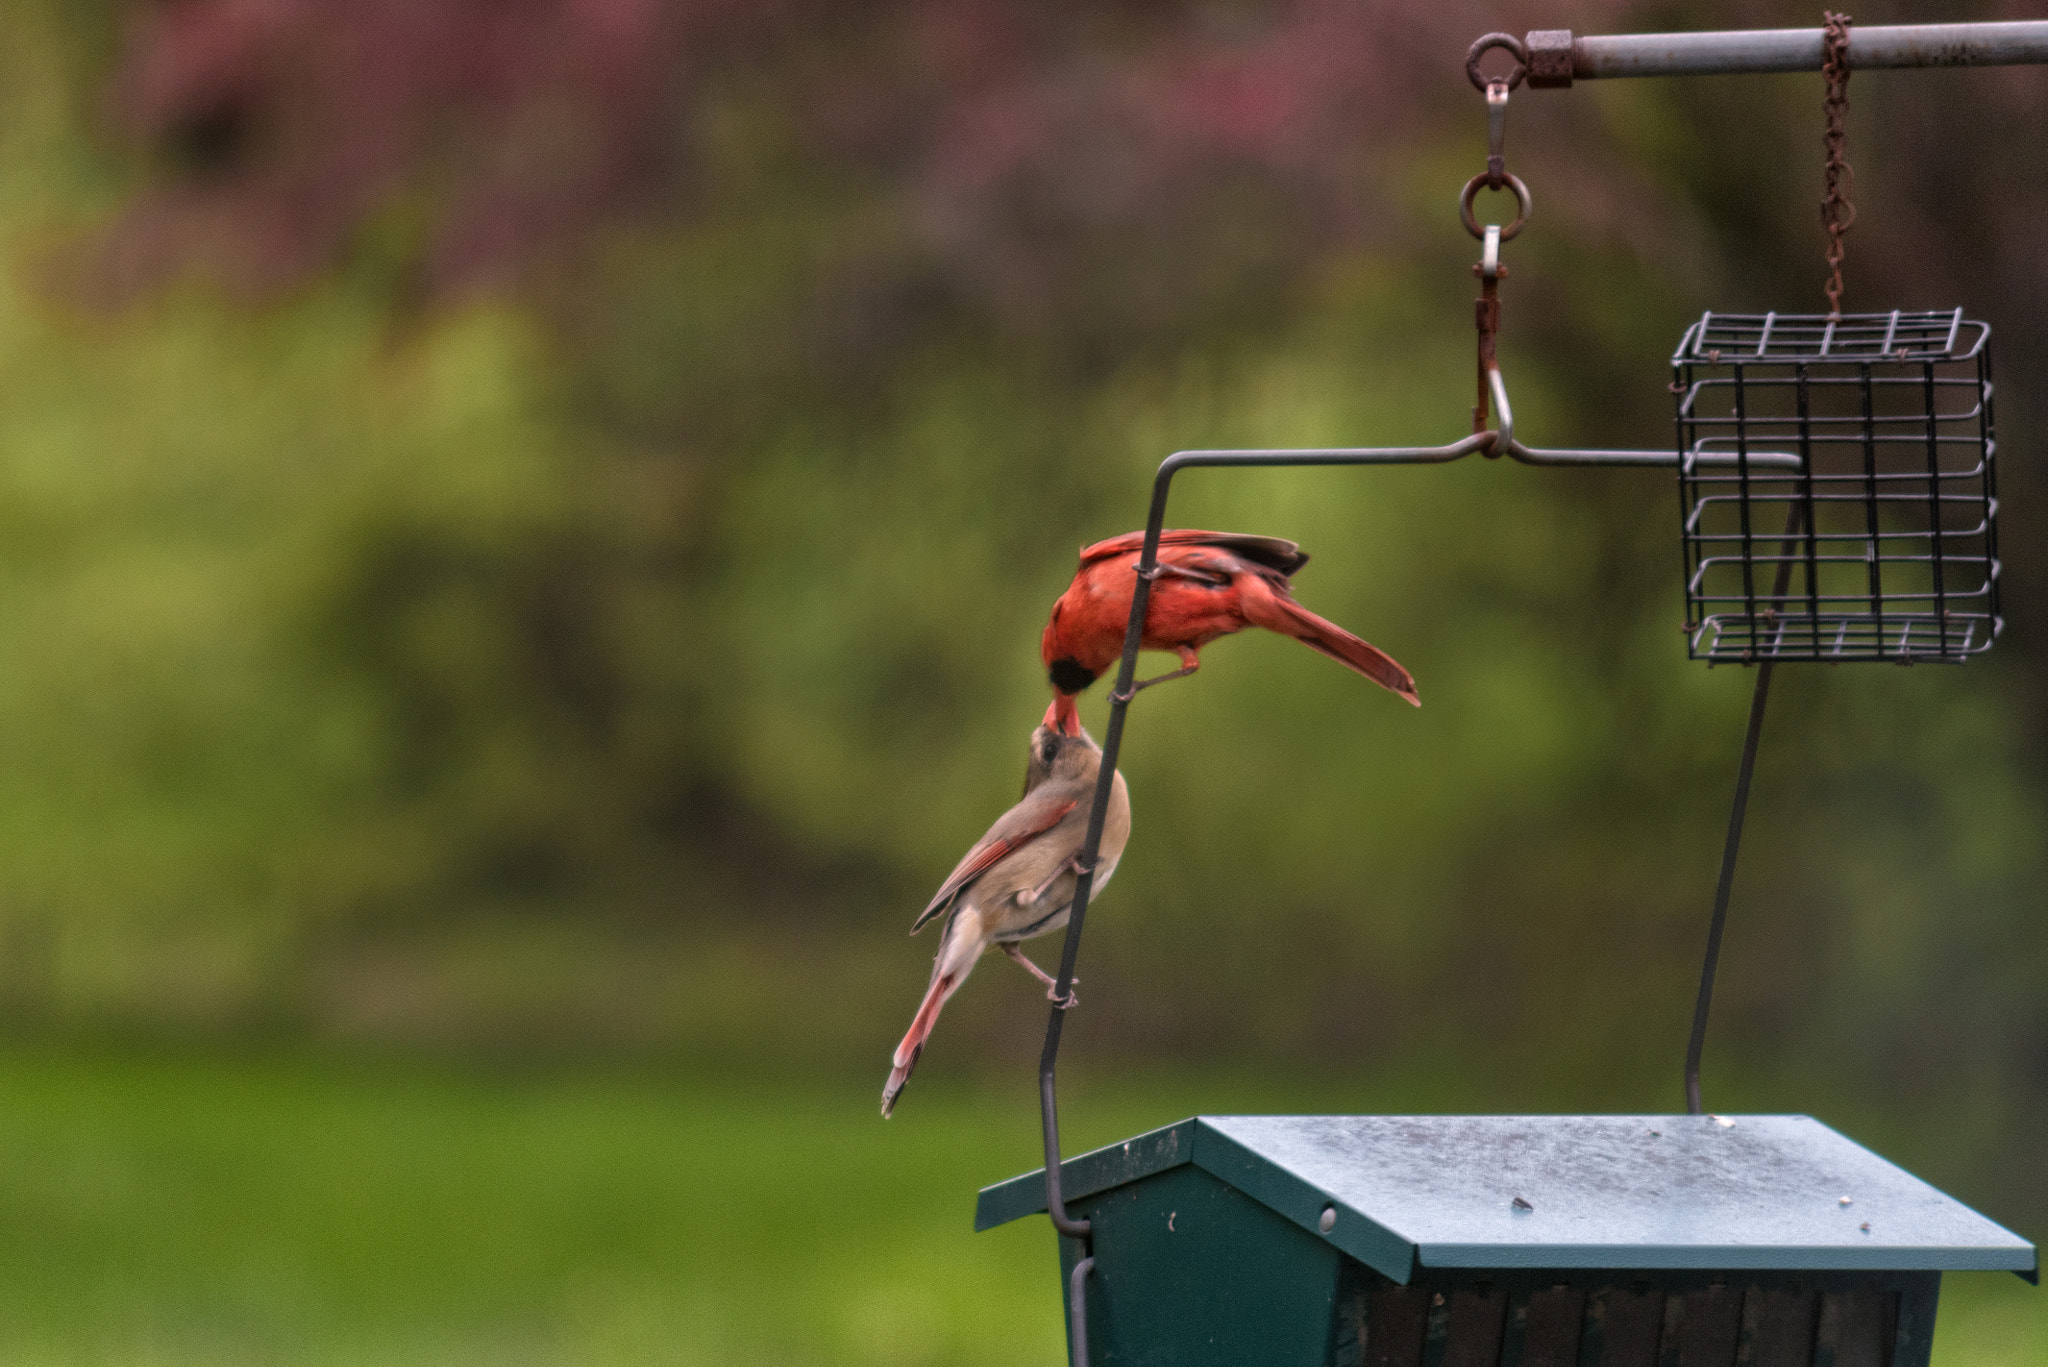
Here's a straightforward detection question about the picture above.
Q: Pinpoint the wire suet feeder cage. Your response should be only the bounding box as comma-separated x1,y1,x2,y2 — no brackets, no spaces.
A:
972,18,2040,1367
1675,310,2000,664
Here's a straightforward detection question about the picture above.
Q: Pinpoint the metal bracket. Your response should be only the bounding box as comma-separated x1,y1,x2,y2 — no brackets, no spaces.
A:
1526,29,1575,88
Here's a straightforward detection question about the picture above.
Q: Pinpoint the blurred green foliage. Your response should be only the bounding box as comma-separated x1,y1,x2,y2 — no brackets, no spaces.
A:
0,0,2036,1358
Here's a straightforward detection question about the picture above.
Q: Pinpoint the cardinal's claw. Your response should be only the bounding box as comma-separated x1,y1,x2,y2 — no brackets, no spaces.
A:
1001,942,1075,1000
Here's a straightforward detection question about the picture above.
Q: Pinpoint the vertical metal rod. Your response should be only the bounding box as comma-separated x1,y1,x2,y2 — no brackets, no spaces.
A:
1923,361,1948,656
1860,362,1885,654
1035,463,1179,1365
1067,1257,1096,1367
1674,359,1699,646
1979,350,2001,638
1796,366,1823,655
1686,502,1802,1114
1733,364,1758,638
1035,469,1173,1216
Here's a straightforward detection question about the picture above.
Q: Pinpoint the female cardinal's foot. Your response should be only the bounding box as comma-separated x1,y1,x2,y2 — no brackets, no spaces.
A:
1000,942,1076,1004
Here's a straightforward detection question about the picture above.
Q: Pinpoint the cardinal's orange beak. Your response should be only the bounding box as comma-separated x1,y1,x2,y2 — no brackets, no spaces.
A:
1044,696,1082,736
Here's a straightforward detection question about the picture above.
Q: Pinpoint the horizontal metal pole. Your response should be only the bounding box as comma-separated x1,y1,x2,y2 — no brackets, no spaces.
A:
1542,21,2048,83
1161,436,1490,471
1159,437,1800,471
1515,441,1797,468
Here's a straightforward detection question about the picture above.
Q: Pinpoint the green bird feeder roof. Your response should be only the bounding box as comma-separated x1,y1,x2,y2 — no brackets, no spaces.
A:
976,1114,2037,1284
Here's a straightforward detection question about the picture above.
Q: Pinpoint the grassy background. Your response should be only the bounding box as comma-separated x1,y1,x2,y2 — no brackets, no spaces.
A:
0,1042,2030,1366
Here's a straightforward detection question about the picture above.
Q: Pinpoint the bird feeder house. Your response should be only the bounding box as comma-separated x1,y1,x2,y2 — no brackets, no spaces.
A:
976,1115,2036,1367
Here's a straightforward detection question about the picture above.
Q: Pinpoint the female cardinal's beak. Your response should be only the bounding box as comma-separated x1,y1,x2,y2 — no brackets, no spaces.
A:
1044,696,1082,736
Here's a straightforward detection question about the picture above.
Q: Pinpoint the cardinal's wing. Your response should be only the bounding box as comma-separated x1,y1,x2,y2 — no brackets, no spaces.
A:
1078,529,1307,576
910,792,1080,932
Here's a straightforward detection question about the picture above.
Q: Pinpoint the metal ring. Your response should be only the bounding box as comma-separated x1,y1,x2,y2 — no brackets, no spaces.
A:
1460,172,1531,241
1466,32,1528,92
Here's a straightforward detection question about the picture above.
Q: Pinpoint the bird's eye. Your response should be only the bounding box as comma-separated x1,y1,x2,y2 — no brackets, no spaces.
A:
1040,740,1058,764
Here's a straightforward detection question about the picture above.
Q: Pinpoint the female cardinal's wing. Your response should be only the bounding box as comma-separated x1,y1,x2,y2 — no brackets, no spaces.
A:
910,790,1080,932
1078,529,1307,576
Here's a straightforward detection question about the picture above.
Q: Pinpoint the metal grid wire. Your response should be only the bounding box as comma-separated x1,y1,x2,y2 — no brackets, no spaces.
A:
1675,309,2001,663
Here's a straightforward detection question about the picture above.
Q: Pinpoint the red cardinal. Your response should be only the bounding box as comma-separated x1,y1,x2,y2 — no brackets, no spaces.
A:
1041,529,1419,731
882,702,1131,1118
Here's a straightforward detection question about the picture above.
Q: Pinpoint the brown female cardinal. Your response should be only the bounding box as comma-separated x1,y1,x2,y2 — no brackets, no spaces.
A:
1041,529,1419,731
882,702,1131,1118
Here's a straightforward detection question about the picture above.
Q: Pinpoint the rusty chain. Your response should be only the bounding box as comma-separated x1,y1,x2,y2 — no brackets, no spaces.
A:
1821,12,1855,317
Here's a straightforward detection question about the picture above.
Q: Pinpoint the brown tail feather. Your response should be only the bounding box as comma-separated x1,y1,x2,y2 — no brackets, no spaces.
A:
881,972,955,1117
1241,584,1420,706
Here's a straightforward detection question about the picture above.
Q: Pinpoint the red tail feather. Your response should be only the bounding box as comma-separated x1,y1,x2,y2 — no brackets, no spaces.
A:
882,972,955,1117
1240,583,1419,706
